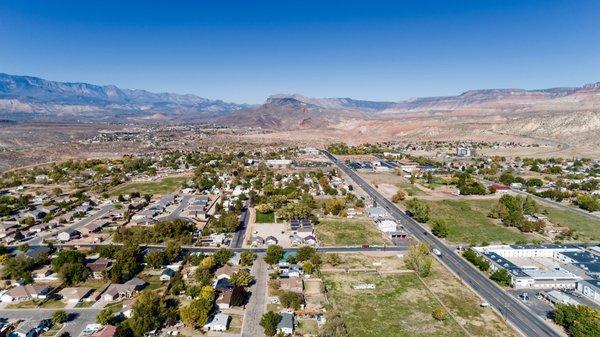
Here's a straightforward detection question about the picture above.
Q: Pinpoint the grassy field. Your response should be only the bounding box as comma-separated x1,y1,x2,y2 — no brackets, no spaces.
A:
297,319,319,335
255,212,275,223
397,182,428,196
423,199,529,244
544,206,600,241
110,176,188,196
316,218,389,246
321,253,519,337
322,270,466,337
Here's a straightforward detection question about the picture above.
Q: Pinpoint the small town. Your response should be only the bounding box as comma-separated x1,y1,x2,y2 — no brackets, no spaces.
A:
0,144,598,337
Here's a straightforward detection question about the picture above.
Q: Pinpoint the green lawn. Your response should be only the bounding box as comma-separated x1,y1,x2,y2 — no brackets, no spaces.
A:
255,212,275,223
544,206,600,241
297,319,319,335
316,219,389,246
424,199,529,245
322,272,466,337
110,176,188,196
397,182,427,196
39,299,66,308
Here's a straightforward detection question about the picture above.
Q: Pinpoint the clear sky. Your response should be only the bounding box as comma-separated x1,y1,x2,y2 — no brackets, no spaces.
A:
1,0,599,104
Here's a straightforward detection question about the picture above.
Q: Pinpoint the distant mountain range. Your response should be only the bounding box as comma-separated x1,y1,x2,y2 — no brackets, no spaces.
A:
0,73,249,122
2,72,600,133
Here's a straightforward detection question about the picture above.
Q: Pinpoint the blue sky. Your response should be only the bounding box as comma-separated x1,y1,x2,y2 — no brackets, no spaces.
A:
1,1,599,103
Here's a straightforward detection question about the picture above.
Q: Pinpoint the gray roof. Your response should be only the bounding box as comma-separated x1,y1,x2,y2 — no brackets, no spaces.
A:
277,313,294,330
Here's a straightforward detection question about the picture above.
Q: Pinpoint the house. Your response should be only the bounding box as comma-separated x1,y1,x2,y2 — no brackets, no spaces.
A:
265,236,278,245
124,277,147,291
215,265,238,280
280,264,303,278
160,268,176,281
489,184,511,193
251,236,265,246
80,221,108,236
277,312,294,335
102,278,146,302
57,229,80,242
10,319,50,337
366,206,387,219
1,284,51,302
32,266,57,281
290,235,303,246
204,313,230,332
303,235,317,245
216,289,233,309
59,287,93,303
90,325,117,337
86,258,112,279
21,246,52,259
279,278,303,294
27,224,50,235
214,278,233,291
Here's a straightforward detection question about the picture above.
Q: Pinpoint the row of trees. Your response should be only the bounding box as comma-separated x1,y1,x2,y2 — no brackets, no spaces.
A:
488,195,544,233
113,219,195,244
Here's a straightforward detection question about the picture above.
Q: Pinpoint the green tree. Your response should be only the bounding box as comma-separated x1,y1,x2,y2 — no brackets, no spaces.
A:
264,245,284,265
213,248,234,266
52,310,69,324
180,297,213,329
553,304,600,337
490,269,511,286
432,307,448,321
404,242,432,277
59,262,91,285
97,308,115,325
52,250,86,270
240,250,256,266
260,311,282,336
230,269,254,287
279,291,304,310
430,220,449,238
110,245,142,284
164,241,181,263
405,198,430,222
575,194,600,212
130,292,163,337
144,251,165,269
296,246,316,262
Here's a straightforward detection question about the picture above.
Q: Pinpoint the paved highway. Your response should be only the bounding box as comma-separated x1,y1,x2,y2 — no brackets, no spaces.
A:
323,150,561,337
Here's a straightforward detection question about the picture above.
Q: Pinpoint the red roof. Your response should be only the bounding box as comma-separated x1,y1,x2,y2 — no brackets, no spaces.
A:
91,325,117,337
489,184,511,190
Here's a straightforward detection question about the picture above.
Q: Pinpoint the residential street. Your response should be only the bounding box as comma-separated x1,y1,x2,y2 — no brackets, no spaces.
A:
29,204,115,245
0,308,101,336
241,254,267,337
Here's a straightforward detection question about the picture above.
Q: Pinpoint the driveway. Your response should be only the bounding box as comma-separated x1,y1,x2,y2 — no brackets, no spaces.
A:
241,254,267,337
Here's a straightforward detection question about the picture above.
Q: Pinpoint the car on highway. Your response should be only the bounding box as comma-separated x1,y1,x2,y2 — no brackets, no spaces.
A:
432,248,442,256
